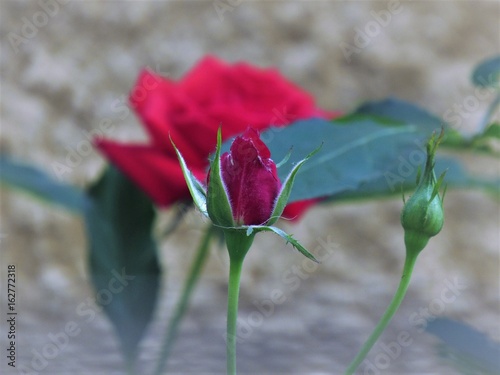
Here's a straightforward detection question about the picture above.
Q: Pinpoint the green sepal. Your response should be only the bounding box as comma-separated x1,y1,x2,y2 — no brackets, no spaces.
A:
206,128,235,227
441,183,448,203
482,123,500,139
244,225,318,263
415,165,422,185
267,144,322,225
275,148,293,168
171,137,208,217
430,171,447,202
223,228,255,263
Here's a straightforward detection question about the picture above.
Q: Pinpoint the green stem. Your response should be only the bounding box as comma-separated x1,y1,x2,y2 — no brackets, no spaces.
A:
344,254,418,375
227,255,244,375
224,230,254,375
152,225,214,375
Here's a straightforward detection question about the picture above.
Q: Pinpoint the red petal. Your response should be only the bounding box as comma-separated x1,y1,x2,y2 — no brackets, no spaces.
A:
221,129,280,225
177,56,230,102
95,140,205,206
129,69,178,148
282,199,321,221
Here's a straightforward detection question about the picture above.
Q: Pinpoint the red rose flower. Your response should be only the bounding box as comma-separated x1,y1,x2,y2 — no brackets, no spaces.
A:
220,128,281,225
96,56,338,219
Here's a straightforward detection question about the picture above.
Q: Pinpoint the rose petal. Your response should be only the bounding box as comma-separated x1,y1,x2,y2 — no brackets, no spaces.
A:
282,199,321,221
221,129,280,225
95,139,205,206
128,69,177,148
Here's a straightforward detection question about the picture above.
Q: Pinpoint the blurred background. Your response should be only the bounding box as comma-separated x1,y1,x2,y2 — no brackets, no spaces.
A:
1,1,499,374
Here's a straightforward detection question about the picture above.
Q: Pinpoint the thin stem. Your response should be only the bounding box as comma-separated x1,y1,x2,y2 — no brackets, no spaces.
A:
152,225,214,375
224,230,254,375
344,254,418,375
227,256,244,375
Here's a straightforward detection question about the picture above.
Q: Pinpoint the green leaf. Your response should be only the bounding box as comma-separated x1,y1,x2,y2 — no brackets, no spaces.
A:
221,98,495,204
260,115,438,203
472,55,500,88
85,166,161,360
329,156,500,202
440,123,500,156
0,154,88,213
441,128,471,148
482,123,500,139
206,128,235,227
267,144,322,226
354,97,446,129
427,318,500,375
246,225,318,262
171,138,208,216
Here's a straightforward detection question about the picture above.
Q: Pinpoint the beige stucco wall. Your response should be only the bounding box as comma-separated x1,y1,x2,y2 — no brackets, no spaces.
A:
1,1,499,374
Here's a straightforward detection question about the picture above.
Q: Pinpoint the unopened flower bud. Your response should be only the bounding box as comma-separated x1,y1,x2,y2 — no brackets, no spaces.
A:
401,131,446,256
206,128,281,227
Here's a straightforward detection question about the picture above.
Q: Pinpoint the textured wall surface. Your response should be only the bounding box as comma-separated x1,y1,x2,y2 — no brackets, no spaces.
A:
1,1,499,374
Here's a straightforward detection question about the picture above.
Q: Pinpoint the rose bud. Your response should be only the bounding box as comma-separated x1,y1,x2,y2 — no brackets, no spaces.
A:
205,128,282,227
401,130,446,256
218,128,281,225
172,126,320,262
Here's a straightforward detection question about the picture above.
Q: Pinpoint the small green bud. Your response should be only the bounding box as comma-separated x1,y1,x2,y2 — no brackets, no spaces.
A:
401,130,446,256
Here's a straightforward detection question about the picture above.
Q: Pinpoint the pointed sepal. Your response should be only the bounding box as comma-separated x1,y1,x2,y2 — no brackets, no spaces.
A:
206,128,235,227
430,170,447,202
245,225,319,263
267,144,322,225
171,136,208,217
275,148,293,168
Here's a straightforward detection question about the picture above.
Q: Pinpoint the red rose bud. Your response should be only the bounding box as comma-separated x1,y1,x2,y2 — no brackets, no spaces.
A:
401,130,446,256
175,127,319,262
220,128,281,225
